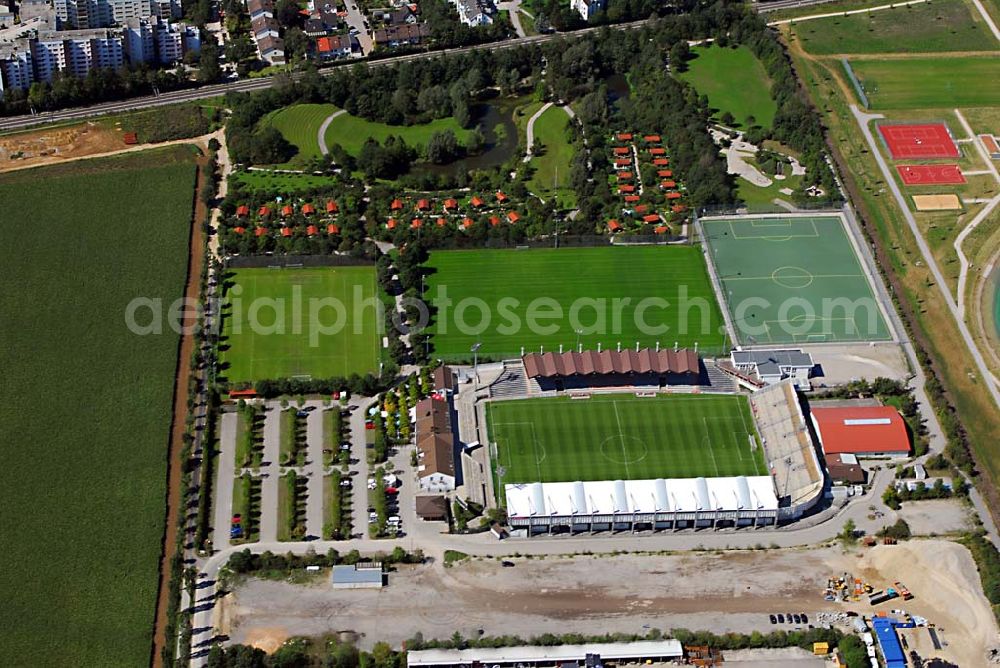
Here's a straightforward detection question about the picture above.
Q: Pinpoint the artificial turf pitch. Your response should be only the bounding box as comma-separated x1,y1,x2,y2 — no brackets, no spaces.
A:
221,266,381,382
487,394,765,484
425,246,727,360
701,215,891,345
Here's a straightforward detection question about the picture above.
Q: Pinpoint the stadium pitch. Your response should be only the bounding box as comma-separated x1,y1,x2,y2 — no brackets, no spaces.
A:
487,393,764,485
221,266,381,382
701,215,892,345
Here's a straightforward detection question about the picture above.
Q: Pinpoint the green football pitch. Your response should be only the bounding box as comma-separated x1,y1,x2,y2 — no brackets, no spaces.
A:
221,266,381,382
487,394,765,485
701,215,891,345
424,246,728,360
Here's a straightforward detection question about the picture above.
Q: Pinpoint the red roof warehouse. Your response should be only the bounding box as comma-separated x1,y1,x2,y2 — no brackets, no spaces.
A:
810,406,910,458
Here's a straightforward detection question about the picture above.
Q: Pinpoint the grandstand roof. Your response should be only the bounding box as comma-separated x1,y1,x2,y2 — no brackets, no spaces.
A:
522,348,698,378
810,406,910,456
408,640,683,667
505,477,778,517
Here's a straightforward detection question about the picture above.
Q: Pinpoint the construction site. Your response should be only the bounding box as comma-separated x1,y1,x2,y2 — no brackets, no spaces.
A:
219,540,998,668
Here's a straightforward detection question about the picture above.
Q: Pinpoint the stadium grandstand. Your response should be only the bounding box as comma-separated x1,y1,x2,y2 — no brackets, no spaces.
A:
521,347,701,391
505,476,779,533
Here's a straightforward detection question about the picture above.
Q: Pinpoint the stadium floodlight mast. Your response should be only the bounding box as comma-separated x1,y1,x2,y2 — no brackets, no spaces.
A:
471,342,482,383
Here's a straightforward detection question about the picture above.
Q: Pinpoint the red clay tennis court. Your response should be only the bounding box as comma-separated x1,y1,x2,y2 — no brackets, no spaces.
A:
879,123,959,159
896,164,966,185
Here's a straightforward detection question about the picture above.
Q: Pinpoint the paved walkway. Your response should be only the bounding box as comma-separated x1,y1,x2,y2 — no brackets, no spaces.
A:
767,0,929,25
317,109,347,157
953,109,1000,321
523,101,553,162
499,0,526,38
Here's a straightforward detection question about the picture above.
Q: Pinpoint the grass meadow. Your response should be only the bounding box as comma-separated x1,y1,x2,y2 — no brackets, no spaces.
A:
424,246,727,360
851,56,1000,109
264,103,338,165
527,105,577,208
488,394,764,483
220,266,381,382
791,0,998,54
679,45,777,128
323,110,474,156
0,147,197,666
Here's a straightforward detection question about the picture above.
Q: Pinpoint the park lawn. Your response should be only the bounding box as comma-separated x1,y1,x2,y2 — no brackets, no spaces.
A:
736,172,804,211
233,170,342,195
220,266,381,383
791,0,998,54
324,111,474,156
850,56,1000,109
527,105,577,208
424,246,727,360
264,103,338,166
0,147,196,667
679,45,777,128
488,394,764,484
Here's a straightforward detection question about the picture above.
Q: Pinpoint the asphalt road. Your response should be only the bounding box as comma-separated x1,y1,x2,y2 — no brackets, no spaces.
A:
0,20,649,134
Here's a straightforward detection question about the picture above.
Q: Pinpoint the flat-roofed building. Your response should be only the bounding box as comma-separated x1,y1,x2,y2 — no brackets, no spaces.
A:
810,405,910,458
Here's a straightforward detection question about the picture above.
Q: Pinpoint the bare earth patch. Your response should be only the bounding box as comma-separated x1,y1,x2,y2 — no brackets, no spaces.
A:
0,122,126,172
223,541,999,665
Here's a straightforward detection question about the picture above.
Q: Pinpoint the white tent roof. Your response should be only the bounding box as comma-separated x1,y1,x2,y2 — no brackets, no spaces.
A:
505,476,778,518
407,640,684,667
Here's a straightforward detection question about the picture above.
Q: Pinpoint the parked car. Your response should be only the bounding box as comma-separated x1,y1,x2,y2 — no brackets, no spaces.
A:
501,560,515,568
385,486,399,495
296,410,309,418
231,514,241,524
230,526,243,538
800,613,809,623
339,479,351,488
792,614,802,624
769,614,777,624
777,614,784,623
340,443,351,451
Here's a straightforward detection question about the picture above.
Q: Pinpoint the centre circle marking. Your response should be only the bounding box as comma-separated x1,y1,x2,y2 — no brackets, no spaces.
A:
599,435,649,465
771,266,814,289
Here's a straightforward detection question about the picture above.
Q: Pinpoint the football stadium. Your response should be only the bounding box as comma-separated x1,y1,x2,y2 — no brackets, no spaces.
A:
466,347,824,535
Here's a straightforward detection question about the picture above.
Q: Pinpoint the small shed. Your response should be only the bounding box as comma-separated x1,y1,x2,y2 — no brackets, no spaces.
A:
332,563,384,589
415,495,449,522
433,365,455,393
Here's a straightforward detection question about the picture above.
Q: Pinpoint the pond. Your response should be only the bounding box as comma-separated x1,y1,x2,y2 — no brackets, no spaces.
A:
605,73,631,103
411,98,521,178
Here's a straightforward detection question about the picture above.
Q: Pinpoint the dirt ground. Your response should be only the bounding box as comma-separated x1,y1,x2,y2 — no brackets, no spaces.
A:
0,122,126,172
895,499,972,536
223,540,999,665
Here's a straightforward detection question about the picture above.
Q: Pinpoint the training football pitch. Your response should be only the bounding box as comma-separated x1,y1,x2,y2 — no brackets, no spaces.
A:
221,266,381,382
425,246,727,360
850,56,1000,109
701,215,891,344
488,394,765,485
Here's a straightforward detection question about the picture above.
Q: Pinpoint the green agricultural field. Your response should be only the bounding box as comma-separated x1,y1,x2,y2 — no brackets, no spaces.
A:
527,105,577,208
0,147,197,666
850,56,1000,109
265,103,338,164
424,246,728,360
679,45,777,128
791,0,997,54
221,266,381,382
324,111,474,156
488,394,765,484
701,215,892,344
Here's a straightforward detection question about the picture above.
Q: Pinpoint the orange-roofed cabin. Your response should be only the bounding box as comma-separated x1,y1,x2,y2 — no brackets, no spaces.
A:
326,200,339,214
236,205,250,217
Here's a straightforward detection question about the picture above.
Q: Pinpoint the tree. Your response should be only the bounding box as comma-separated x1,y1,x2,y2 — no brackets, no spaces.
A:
198,41,222,84
426,130,460,164
839,519,857,546
838,635,868,668
669,41,690,72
